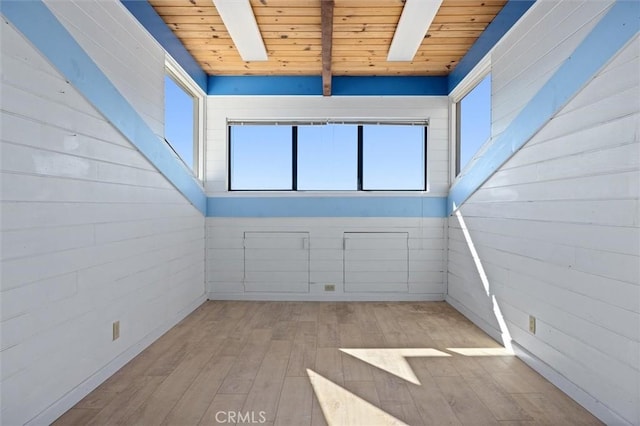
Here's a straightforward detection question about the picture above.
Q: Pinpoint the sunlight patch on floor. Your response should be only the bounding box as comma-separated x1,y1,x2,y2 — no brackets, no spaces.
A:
306,369,408,426
339,348,450,385
446,347,514,356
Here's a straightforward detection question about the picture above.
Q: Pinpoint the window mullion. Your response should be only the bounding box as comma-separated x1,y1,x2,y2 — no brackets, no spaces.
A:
357,125,363,191
292,126,298,191
424,126,428,191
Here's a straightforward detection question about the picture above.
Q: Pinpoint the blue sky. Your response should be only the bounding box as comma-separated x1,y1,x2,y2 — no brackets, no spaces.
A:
164,75,195,170
459,74,492,173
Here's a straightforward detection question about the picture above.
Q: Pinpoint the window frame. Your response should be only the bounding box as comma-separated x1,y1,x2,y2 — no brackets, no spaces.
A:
360,124,428,191
227,121,428,192
228,124,296,191
450,56,492,182
164,56,206,180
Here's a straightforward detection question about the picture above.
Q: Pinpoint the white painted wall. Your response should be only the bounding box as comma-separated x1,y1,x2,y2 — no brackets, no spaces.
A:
447,1,639,424
491,0,616,140
208,217,445,300
205,96,448,300
45,0,165,139
0,4,205,424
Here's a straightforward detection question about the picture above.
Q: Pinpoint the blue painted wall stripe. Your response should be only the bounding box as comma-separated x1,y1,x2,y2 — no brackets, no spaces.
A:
120,0,207,92
1,0,207,215
207,75,449,96
332,76,448,96
208,76,323,96
447,0,640,215
206,197,448,218
448,0,535,92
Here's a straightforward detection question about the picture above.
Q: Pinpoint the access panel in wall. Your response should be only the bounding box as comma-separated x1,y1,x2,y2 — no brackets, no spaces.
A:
243,232,310,293
344,232,409,293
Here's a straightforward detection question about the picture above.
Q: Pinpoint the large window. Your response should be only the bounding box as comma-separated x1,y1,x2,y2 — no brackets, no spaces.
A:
456,73,491,175
164,73,200,175
228,123,427,191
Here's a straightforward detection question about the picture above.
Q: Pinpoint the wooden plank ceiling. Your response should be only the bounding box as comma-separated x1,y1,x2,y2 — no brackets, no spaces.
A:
149,0,507,76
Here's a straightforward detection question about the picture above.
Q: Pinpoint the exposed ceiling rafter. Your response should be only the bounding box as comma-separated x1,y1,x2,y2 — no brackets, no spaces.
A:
321,0,334,96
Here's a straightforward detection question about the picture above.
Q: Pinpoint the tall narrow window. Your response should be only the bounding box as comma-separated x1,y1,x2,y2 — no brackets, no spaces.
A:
297,124,358,190
362,125,426,190
164,75,196,171
230,125,293,190
457,73,491,175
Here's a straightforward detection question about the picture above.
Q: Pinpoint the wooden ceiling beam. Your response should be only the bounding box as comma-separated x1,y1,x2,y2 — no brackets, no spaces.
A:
321,0,334,96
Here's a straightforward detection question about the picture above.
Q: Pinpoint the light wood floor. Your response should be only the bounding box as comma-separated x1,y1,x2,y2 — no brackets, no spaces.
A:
54,301,602,425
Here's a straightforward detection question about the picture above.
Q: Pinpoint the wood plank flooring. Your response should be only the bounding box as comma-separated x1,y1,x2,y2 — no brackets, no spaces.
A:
54,301,602,426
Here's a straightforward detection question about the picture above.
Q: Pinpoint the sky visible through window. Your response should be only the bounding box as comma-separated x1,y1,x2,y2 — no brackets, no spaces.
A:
164,75,195,170
298,125,357,190
231,126,292,190
363,125,424,190
229,124,426,191
459,73,491,174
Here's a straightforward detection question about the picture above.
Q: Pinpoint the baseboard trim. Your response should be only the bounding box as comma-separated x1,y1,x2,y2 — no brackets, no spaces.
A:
26,294,207,426
208,292,445,302
445,296,632,426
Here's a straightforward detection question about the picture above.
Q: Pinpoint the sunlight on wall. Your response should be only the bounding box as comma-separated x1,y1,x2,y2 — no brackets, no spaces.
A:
455,210,513,352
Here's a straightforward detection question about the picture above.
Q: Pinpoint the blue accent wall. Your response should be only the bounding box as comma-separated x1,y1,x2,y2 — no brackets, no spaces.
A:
447,0,640,215
120,0,207,92
207,196,448,218
1,0,207,215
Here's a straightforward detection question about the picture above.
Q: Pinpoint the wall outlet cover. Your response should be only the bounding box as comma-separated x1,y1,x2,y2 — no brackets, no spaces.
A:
528,315,536,334
113,321,120,341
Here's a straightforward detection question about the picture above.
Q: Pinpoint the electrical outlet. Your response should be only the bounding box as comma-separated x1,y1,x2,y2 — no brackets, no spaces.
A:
113,321,120,341
324,284,335,292
528,316,536,334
